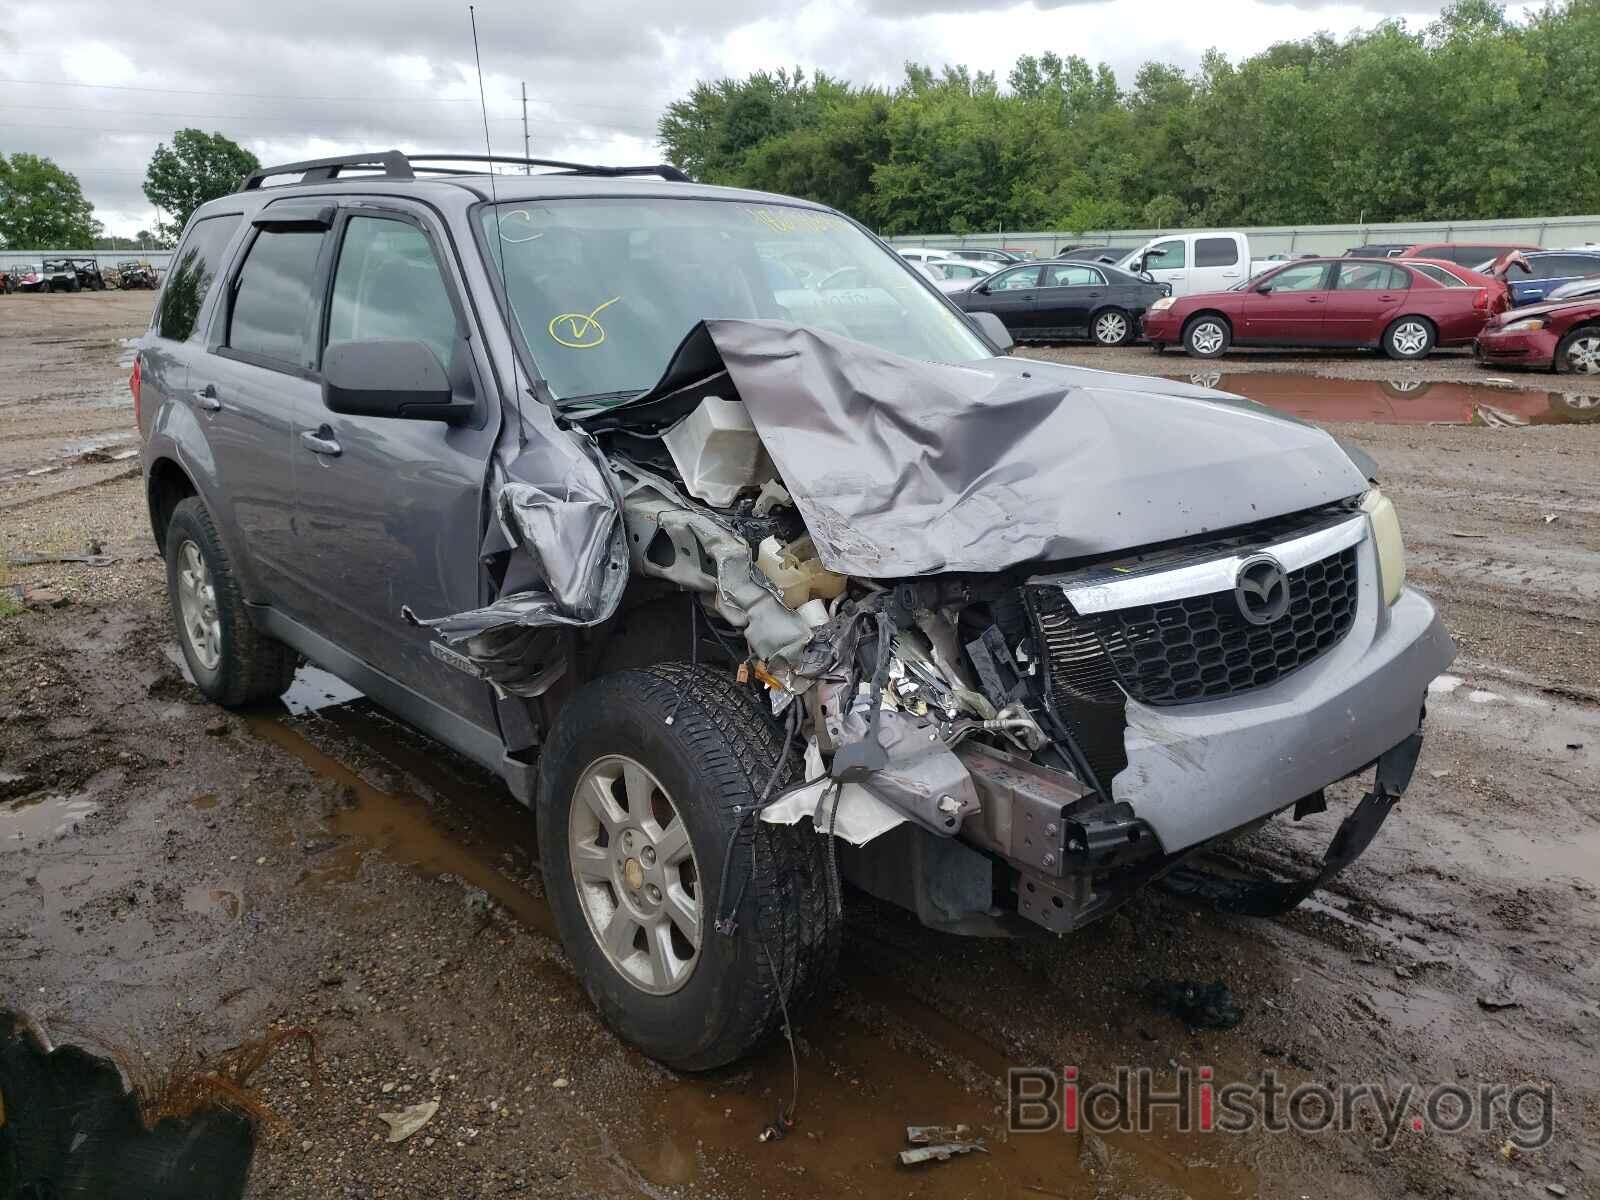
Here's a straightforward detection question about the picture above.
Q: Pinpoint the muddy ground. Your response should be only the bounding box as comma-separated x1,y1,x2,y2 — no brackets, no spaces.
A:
3,290,1597,1200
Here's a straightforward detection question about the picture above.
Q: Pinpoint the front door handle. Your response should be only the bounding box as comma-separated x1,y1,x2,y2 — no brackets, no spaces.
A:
1378,294,1398,301
1305,297,1324,304
300,428,342,457
192,385,221,412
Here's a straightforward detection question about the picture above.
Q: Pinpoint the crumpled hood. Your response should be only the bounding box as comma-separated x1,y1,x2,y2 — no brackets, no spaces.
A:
704,319,1370,577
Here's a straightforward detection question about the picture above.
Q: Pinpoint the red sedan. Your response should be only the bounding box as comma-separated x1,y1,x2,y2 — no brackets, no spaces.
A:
1142,257,1508,360
1475,297,1600,374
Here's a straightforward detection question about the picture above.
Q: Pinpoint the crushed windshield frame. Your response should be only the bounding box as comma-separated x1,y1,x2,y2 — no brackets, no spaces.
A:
468,195,990,409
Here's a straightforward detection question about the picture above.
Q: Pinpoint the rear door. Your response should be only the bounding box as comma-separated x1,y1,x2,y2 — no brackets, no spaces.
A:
1513,253,1600,305
1190,235,1244,293
187,207,331,603
1038,263,1106,336
1323,261,1410,345
291,202,501,725
1237,261,1333,343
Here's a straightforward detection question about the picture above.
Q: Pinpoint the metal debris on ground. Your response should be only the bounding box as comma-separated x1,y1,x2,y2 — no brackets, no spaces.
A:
377,1099,439,1143
1146,979,1243,1029
6,551,116,567
897,1124,987,1165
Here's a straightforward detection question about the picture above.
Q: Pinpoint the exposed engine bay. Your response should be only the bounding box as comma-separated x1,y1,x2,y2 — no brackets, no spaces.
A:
408,319,1451,936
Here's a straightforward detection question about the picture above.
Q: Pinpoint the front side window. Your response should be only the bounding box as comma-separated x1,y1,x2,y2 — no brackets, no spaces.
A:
326,217,457,367
1264,263,1329,292
1194,237,1239,267
478,199,989,406
228,229,325,366
156,214,243,342
991,266,1042,291
1148,239,1187,269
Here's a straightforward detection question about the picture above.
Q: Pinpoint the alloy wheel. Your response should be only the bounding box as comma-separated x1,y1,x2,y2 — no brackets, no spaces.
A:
568,754,702,995
175,539,221,671
1391,321,1430,357
1190,322,1226,355
1094,312,1128,345
1563,335,1600,375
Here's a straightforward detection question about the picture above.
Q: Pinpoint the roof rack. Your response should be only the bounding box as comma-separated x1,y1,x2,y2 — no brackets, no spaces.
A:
240,149,691,191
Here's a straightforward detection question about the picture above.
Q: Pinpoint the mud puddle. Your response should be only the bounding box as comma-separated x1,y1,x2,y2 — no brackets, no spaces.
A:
1169,371,1600,425
242,663,1257,1198
1,791,99,850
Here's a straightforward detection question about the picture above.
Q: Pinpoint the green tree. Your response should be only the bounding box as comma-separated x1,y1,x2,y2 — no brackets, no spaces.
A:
143,129,259,234
0,152,101,248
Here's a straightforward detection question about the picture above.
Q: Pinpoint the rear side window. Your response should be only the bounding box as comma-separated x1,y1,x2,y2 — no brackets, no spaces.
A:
1045,265,1103,287
1531,254,1600,279
1335,262,1408,290
1194,237,1239,267
326,217,457,367
156,214,241,342
1410,263,1468,287
227,230,326,367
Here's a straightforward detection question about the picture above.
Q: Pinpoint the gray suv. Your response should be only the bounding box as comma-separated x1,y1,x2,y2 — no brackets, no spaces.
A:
136,151,1455,1070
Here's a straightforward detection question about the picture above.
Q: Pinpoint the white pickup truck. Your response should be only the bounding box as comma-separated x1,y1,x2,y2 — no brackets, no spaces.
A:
1116,232,1277,299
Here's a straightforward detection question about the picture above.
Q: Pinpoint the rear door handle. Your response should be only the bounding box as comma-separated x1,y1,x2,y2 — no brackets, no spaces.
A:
192,385,221,412
300,428,342,457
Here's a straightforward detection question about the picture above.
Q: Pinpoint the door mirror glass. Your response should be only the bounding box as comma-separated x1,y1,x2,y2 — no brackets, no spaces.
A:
322,339,469,423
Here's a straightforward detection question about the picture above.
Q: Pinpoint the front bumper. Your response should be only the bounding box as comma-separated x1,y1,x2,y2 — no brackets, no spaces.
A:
1112,533,1455,854
1475,326,1559,368
1141,310,1181,343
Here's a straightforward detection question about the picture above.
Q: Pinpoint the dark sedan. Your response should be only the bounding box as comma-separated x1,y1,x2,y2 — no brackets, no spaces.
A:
949,260,1168,345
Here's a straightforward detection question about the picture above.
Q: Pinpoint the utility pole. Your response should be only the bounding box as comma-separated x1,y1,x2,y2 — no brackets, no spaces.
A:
521,82,530,171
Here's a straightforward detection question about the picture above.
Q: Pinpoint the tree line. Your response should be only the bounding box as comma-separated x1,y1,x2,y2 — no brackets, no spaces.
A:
658,0,1600,236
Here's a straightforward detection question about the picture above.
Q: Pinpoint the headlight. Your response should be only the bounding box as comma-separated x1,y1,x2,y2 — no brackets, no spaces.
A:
1501,317,1546,333
1149,297,1174,312
1361,489,1406,606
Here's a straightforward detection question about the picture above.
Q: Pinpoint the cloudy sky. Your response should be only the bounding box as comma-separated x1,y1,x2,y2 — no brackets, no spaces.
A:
1,0,1530,237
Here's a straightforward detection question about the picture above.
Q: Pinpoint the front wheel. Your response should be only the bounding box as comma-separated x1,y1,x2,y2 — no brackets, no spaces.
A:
163,497,299,707
1556,326,1600,375
1383,317,1435,361
538,664,840,1070
1183,315,1231,358
1091,308,1134,346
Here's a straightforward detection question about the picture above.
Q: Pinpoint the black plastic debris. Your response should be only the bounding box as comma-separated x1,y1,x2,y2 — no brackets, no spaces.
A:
1146,979,1243,1030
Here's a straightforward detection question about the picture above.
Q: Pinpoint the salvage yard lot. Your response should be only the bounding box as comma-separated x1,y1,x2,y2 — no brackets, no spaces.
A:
3,289,1598,1199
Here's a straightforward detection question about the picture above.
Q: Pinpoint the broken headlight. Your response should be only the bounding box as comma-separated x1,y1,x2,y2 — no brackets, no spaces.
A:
1360,488,1406,606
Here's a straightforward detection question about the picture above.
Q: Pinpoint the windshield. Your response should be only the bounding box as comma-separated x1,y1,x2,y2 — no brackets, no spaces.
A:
476,198,990,406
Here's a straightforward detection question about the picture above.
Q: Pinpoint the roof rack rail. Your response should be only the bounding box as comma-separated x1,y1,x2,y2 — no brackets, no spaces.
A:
240,150,691,191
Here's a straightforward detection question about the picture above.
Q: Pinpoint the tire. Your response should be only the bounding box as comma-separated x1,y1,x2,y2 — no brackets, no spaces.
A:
163,497,299,708
1383,316,1435,361
1183,314,1231,358
67,279,80,293
538,664,840,1070
1091,307,1134,346
1555,326,1600,375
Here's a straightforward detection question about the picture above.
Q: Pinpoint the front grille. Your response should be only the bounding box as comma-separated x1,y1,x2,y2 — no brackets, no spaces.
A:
1029,545,1360,708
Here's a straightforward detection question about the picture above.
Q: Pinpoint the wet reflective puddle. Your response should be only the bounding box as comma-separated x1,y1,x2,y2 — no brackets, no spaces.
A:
1,791,99,850
241,662,1258,1198
1168,371,1600,425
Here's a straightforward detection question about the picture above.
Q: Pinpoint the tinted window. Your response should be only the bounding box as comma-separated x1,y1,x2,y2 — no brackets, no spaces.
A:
228,230,326,366
1265,263,1328,292
1195,237,1239,267
1335,262,1407,290
1045,264,1103,287
991,266,1042,290
1530,254,1600,279
1148,239,1186,269
156,214,241,341
326,218,457,366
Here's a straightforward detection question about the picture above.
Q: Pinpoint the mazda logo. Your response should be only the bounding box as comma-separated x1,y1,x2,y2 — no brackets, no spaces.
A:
1235,555,1290,625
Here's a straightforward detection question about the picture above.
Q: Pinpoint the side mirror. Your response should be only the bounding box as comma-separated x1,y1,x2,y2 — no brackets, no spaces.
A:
1255,283,1273,294
974,283,991,294
970,311,1014,354
322,339,471,423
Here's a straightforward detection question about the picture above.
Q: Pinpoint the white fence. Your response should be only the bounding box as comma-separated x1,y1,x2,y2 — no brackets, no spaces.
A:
887,214,1600,259
1,250,174,271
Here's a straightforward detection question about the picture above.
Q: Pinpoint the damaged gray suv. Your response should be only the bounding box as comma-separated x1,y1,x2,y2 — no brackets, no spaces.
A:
136,151,1455,1069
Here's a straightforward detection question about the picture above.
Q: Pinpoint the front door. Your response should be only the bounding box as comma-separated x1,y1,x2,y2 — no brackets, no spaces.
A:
967,264,1045,333
1237,261,1334,343
1140,238,1189,296
291,206,501,725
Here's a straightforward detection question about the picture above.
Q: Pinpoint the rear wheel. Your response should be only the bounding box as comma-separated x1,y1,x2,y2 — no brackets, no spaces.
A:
164,497,299,708
1383,317,1435,360
1091,308,1134,346
1556,326,1600,375
1183,315,1231,358
538,664,840,1070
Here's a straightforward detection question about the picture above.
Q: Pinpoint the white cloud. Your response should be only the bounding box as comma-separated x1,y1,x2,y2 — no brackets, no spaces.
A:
3,0,1455,236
